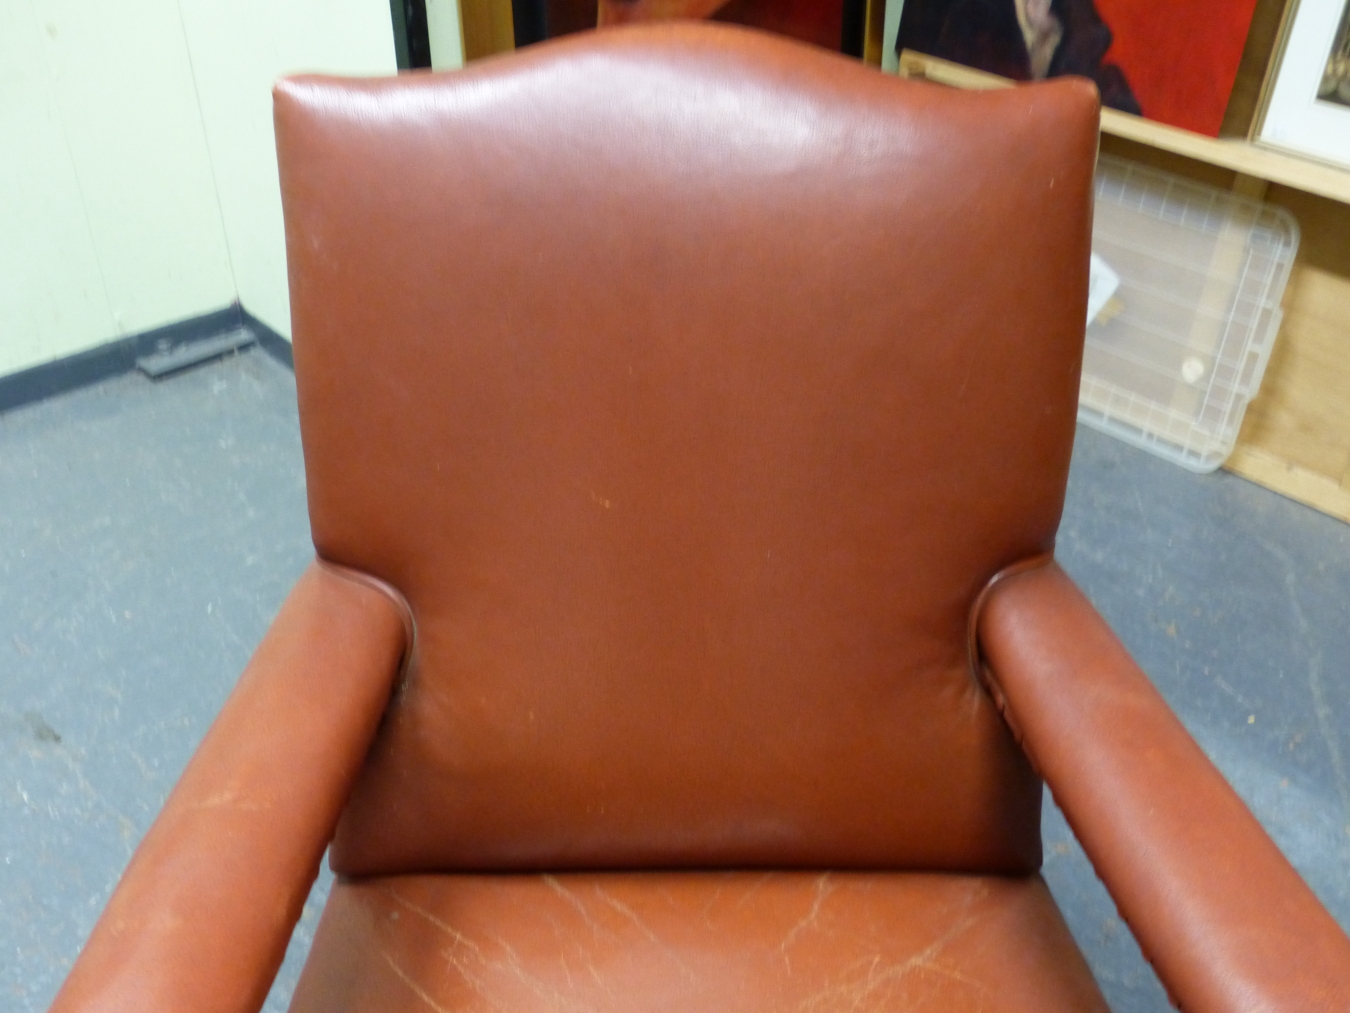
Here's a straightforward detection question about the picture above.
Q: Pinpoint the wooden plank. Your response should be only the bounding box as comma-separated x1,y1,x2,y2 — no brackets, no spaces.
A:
1268,183,1350,270
896,50,1350,205
897,49,1009,90
1231,172,1270,200
1235,265,1350,483
1237,335,1350,481
1102,117,1350,206
461,0,515,61
1234,190,1350,492
863,0,886,67
1098,134,1238,189
1225,445,1350,524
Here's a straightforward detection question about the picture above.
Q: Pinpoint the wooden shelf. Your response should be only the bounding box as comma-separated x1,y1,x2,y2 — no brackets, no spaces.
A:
897,51,1350,207
1227,446,1350,525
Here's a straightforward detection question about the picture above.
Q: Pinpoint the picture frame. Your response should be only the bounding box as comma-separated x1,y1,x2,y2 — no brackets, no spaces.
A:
1257,0,1350,168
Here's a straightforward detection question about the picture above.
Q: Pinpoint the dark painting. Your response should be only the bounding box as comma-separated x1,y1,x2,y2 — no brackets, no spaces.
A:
545,0,864,55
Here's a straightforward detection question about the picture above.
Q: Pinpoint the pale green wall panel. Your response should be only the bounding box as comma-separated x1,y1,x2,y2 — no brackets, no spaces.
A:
1,0,401,380
427,0,466,70
0,2,116,376
178,0,398,339
29,0,235,337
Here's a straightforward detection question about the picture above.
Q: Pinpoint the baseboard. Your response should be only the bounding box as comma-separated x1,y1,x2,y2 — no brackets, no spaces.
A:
0,303,294,415
241,308,294,370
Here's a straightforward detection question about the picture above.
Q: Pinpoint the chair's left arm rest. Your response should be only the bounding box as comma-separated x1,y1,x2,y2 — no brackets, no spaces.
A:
49,561,409,1013
978,561,1350,1013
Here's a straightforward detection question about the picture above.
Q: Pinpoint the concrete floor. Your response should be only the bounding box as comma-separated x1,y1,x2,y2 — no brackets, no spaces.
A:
2,347,1347,1012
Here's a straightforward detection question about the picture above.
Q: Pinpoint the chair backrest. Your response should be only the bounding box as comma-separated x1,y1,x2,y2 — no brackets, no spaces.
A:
274,24,1099,877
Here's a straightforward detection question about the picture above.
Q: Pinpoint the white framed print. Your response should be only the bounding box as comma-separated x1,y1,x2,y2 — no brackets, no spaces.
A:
1257,0,1350,168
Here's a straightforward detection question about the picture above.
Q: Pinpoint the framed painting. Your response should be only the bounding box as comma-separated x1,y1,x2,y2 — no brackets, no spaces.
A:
884,0,1264,136
1257,0,1350,167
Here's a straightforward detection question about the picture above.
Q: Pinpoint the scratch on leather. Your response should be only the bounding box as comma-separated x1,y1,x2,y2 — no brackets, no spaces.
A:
192,787,271,812
385,887,485,956
437,947,507,1009
693,877,728,924
779,873,835,972
382,950,458,1013
542,875,611,937
731,871,777,909
792,907,987,1011
483,931,593,1011
593,887,700,982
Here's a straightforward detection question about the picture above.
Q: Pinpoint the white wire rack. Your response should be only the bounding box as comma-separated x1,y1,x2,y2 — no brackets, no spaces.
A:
1079,155,1300,472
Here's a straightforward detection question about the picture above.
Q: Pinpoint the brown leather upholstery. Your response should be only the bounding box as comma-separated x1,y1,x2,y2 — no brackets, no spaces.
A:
275,23,1096,879
288,872,1109,1013
979,562,1350,1012
48,563,409,1013
48,22,1350,1013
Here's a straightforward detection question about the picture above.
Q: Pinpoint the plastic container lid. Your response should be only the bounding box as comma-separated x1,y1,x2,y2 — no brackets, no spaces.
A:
1079,155,1300,472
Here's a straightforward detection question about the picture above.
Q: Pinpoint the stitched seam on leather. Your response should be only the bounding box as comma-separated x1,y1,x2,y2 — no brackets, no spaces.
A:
966,551,1054,690
314,557,418,687
980,659,1041,776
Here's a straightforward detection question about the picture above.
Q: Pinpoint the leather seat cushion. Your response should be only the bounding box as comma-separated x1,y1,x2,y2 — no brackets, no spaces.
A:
289,870,1109,1012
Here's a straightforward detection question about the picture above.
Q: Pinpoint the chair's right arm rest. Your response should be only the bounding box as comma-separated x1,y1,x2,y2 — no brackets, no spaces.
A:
978,561,1350,1013
49,561,410,1013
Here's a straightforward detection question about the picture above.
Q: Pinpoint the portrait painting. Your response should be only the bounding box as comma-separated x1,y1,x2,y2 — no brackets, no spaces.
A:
892,0,1263,135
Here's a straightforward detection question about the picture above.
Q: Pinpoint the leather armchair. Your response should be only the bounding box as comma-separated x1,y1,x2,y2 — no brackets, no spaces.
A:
50,23,1350,1013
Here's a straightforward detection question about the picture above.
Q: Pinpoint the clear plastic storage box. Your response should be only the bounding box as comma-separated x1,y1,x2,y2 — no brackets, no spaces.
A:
1079,155,1300,472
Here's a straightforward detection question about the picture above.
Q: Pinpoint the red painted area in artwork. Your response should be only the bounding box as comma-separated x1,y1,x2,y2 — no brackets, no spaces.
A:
1094,0,1261,135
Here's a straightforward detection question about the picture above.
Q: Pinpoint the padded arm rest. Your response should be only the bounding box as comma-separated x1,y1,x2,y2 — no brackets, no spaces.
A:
50,561,409,1013
978,561,1350,1013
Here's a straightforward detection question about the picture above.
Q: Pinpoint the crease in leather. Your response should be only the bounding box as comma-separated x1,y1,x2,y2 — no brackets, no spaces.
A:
967,550,1054,689
964,554,1056,778
315,557,419,690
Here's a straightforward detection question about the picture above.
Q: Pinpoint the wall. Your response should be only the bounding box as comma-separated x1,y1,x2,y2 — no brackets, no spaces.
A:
0,0,233,377
0,0,402,380
179,0,399,337
427,0,468,69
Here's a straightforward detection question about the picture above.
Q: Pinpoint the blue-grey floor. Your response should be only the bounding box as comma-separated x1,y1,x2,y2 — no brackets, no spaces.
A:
2,347,1347,1012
